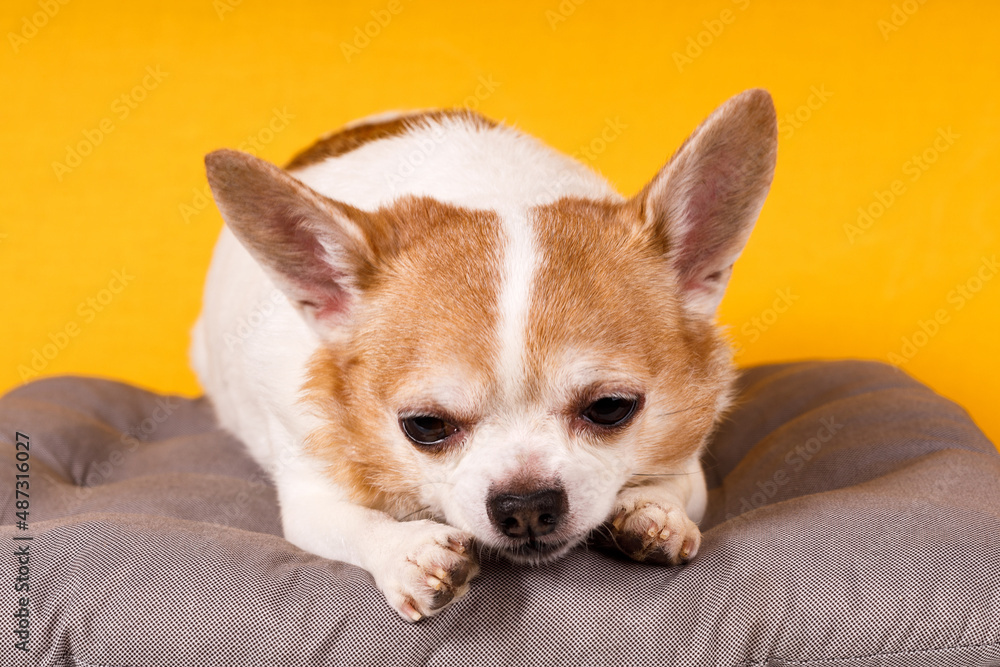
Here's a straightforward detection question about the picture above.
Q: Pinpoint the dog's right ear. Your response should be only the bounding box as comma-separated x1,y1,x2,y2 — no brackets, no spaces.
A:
205,149,373,338
636,89,777,319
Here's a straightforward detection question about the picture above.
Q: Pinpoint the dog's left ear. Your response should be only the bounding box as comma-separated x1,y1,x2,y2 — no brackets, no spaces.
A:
637,89,777,318
205,149,376,340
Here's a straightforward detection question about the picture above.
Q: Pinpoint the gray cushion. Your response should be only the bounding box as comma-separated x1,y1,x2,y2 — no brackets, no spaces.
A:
2,360,999,666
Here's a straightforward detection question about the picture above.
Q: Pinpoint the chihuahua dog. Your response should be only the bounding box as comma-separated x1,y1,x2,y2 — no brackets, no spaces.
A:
192,89,777,621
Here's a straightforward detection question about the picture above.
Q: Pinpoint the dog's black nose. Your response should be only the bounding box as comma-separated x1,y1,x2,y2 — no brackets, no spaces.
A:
487,487,568,539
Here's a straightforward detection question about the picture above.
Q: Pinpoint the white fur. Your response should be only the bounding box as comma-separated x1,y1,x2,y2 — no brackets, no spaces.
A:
289,117,618,210
496,207,538,397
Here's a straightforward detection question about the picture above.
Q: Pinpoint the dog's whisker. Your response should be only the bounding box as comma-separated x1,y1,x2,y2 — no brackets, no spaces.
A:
410,479,456,490
700,448,721,465
629,471,702,478
601,526,624,551
655,403,712,418
399,506,431,521
592,523,615,545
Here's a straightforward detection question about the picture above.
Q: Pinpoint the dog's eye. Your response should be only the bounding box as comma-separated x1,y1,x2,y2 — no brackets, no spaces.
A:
400,416,459,446
582,397,638,427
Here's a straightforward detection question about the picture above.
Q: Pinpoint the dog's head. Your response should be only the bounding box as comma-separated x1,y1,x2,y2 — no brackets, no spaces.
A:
205,90,777,563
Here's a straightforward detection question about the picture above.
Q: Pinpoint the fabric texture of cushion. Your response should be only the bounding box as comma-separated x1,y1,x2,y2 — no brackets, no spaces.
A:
1,360,998,666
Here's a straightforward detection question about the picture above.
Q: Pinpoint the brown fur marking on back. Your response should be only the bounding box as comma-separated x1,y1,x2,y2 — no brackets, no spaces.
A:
285,109,498,171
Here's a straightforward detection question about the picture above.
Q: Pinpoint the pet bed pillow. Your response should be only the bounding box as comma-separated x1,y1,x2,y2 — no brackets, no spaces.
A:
2,360,998,666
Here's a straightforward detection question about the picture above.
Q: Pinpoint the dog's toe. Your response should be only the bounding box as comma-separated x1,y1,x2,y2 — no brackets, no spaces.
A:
379,522,479,622
606,501,701,565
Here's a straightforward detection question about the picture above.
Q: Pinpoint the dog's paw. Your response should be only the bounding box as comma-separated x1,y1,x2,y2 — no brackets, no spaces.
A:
603,494,701,566
374,520,479,623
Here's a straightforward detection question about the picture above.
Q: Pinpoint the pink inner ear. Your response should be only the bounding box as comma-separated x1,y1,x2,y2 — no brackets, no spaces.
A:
640,89,776,314
289,272,354,325
702,267,728,285
676,187,732,289
207,149,372,334
670,146,757,294
258,203,363,328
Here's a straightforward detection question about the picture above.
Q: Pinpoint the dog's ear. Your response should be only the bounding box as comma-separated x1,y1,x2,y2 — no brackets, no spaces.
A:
636,89,777,318
205,149,374,338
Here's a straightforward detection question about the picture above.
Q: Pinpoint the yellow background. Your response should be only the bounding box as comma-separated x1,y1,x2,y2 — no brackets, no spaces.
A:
3,1,998,448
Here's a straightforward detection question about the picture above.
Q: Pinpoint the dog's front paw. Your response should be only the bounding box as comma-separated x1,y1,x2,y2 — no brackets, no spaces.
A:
374,520,479,623
603,494,701,566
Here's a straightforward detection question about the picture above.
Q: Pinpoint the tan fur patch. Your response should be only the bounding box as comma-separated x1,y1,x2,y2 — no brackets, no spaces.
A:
303,196,503,513
285,109,498,171
526,197,732,472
